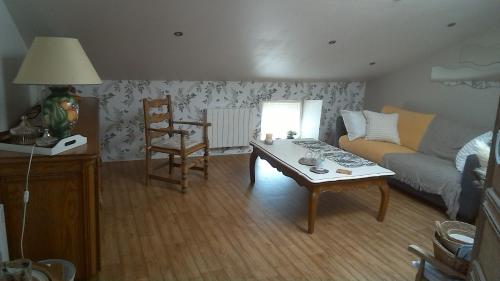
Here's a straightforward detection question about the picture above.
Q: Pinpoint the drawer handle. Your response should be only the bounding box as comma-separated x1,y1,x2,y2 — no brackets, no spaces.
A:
64,139,77,146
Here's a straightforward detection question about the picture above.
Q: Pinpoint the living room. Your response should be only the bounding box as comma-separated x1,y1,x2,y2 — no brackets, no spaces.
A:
0,0,499,280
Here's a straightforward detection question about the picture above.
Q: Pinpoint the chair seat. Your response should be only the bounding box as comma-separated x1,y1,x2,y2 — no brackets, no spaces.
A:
151,135,203,150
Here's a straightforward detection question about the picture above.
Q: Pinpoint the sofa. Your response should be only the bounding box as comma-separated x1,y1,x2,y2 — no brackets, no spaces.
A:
334,106,484,223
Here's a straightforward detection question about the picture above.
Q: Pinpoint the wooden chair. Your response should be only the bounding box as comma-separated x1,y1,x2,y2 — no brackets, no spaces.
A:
143,96,210,192
408,245,466,281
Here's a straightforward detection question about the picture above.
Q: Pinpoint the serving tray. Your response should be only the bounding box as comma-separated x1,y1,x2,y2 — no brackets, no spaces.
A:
0,134,87,155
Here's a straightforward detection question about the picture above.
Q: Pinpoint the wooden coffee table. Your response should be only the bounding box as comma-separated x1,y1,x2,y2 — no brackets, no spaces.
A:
249,139,395,234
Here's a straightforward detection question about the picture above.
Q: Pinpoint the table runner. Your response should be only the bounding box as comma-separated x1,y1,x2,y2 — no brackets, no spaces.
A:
292,139,376,168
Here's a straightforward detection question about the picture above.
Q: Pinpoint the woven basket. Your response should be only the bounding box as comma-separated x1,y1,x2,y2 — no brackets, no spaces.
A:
440,221,475,240
433,234,469,274
436,221,476,254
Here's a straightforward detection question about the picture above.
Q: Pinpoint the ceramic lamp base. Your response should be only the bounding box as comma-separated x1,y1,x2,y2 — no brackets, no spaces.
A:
43,87,79,139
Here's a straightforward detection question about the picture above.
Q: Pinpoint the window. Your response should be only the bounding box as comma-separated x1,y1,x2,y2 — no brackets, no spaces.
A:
261,101,301,140
260,100,323,140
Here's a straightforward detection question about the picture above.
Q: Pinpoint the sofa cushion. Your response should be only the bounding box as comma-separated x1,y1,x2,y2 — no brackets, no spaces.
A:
382,106,435,151
418,117,482,162
455,131,491,172
339,135,415,164
341,110,366,141
363,110,401,144
382,152,462,219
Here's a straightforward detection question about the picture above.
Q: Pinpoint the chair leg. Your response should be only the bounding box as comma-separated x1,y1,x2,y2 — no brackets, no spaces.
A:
415,259,425,281
203,147,209,180
181,155,188,193
169,153,174,174
145,149,152,186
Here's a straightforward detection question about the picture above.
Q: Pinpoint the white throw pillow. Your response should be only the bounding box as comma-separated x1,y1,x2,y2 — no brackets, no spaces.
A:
455,131,492,172
363,110,400,144
341,110,366,141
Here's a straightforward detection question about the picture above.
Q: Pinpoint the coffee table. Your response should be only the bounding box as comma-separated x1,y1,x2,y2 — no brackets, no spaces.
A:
249,139,395,234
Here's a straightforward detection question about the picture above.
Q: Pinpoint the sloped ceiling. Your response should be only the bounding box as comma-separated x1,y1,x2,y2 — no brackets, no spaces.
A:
4,0,500,81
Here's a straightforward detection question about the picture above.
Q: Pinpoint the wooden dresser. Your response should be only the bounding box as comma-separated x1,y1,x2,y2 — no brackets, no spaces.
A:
0,97,100,280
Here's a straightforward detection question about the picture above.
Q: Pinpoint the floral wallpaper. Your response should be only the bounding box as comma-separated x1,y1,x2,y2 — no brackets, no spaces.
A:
77,80,365,161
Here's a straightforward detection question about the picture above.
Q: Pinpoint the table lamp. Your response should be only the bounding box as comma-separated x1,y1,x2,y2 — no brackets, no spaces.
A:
13,37,102,139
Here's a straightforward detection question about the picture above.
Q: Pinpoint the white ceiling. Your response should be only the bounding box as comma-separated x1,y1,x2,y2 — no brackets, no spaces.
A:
4,0,500,81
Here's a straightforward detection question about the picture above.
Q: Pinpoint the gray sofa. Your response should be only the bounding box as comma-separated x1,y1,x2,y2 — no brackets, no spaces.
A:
335,115,484,223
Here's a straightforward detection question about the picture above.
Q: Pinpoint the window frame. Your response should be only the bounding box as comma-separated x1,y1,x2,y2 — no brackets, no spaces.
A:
260,100,303,140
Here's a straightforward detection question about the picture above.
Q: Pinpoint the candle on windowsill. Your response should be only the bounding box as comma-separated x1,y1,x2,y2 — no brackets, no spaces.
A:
264,133,273,145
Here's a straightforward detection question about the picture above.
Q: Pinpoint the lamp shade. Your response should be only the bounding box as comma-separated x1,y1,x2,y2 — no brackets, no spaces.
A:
14,37,102,85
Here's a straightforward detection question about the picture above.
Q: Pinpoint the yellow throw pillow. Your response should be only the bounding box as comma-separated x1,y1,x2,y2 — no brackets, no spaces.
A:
382,106,435,151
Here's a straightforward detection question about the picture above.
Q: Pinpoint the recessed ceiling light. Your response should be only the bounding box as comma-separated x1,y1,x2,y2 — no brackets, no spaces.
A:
447,22,456,27
173,31,184,37
328,40,337,45
369,62,376,66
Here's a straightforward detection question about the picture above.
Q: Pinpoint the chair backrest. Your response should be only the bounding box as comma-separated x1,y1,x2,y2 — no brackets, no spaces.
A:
143,96,174,144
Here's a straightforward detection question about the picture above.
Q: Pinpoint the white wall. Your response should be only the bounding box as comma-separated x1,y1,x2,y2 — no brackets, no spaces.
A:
365,27,500,131
0,0,35,132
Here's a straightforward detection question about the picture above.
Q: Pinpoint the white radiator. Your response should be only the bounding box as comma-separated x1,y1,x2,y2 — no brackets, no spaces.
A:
207,108,252,148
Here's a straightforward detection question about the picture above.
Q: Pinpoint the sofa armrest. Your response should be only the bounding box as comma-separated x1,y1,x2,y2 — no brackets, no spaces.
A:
457,154,482,223
334,115,347,147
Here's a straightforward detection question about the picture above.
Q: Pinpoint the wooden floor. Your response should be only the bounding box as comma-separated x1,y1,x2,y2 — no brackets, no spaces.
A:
96,154,445,281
